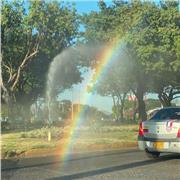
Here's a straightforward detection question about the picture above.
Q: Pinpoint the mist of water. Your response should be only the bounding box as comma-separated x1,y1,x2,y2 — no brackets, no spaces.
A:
46,45,102,124
45,43,129,127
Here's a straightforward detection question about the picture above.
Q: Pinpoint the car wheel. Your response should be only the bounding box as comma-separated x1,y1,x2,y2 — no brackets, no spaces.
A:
145,149,160,159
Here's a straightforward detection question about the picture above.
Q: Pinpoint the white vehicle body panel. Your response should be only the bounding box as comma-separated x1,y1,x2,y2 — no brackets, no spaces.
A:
138,107,180,154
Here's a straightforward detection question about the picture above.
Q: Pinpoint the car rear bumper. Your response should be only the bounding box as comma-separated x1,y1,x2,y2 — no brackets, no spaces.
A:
138,136,180,153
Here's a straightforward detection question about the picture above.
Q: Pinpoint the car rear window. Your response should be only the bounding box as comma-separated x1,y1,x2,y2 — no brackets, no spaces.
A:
150,108,180,120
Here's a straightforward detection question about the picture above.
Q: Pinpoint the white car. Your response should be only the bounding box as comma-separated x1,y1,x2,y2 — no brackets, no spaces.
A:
138,107,180,158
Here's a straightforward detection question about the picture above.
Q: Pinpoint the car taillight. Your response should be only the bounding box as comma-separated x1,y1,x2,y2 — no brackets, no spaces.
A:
139,121,144,136
177,128,180,137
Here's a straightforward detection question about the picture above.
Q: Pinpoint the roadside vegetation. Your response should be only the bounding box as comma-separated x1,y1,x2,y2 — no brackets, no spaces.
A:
2,124,138,158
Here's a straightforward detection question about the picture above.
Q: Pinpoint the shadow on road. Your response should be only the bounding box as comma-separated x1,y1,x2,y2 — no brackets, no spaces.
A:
2,149,139,171
2,149,140,179
48,154,180,180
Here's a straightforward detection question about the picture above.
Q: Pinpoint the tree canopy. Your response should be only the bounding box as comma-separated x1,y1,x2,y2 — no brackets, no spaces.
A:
1,0,80,101
81,0,180,120
1,0,180,123
1,0,81,120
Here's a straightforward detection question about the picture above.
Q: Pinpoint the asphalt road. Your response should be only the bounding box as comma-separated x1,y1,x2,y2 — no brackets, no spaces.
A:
2,149,180,180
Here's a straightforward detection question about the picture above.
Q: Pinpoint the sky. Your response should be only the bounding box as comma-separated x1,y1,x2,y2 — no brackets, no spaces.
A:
72,0,112,13
72,0,101,13
60,70,114,113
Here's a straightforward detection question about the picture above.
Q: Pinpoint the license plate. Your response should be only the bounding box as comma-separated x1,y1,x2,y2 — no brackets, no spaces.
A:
153,142,164,149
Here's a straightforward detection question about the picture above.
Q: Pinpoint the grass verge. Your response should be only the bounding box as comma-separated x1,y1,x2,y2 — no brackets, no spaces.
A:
1,124,138,159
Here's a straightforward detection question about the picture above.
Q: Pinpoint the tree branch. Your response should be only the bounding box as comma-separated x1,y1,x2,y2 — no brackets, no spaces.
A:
11,49,38,91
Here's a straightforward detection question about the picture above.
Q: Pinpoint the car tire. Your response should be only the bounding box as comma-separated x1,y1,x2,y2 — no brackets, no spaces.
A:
145,149,160,159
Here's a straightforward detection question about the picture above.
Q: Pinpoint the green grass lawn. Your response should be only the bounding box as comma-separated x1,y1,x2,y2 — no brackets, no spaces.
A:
1,124,138,158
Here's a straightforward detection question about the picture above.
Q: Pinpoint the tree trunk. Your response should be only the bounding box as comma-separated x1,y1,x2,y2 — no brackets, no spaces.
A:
118,93,127,121
136,86,147,121
119,104,124,120
133,100,137,121
112,95,118,121
1,86,16,123
112,95,122,122
116,96,120,121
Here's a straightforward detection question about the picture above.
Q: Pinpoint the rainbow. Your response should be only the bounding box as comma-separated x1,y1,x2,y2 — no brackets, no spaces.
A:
57,38,125,162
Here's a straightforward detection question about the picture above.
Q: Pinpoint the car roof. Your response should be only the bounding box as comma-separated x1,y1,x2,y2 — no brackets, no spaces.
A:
159,107,180,110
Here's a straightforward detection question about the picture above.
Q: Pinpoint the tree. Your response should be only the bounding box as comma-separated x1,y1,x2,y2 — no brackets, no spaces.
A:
93,52,131,121
82,0,180,121
113,1,180,118
81,1,149,120
152,2,180,106
127,1,180,107
1,0,79,120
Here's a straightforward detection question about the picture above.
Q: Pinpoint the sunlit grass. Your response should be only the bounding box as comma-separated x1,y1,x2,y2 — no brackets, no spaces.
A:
1,124,138,158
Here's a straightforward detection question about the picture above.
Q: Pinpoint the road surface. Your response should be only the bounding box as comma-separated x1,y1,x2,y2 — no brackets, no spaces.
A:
2,149,180,180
